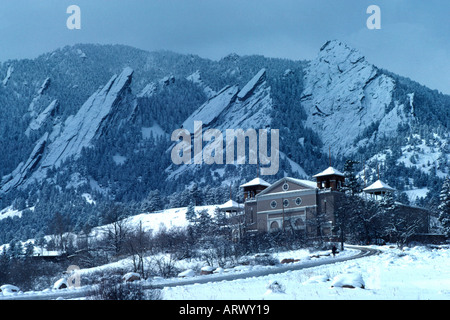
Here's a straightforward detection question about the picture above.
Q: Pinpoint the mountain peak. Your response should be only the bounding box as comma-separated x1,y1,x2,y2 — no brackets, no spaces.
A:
302,41,395,156
317,40,367,72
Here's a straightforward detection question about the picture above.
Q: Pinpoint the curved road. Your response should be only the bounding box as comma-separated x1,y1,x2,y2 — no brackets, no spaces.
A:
149,245,379,289
0,245,379,300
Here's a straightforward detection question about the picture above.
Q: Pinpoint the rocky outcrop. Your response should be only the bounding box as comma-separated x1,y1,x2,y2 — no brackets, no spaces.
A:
25,99,59,136
181,85,239,133
1,67,134,192
302,40,397,156
168,68,276,180
39,67,134,170
237,68,266,101
1,133,49,193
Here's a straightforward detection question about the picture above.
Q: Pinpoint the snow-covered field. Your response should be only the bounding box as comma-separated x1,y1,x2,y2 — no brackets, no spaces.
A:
161,245,450,300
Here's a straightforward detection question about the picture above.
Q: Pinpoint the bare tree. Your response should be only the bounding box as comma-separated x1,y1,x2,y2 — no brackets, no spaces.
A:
101,203,132,257
50,212,70,254
125,221,152,276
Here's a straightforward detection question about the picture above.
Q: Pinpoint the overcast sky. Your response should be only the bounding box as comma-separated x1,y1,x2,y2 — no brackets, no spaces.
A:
0,0,448,94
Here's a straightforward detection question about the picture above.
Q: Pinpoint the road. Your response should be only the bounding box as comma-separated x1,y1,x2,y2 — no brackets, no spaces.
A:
0,245,379,300
148,245,379,289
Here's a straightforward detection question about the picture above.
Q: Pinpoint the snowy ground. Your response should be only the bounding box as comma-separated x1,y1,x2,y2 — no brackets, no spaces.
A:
161,245,450,300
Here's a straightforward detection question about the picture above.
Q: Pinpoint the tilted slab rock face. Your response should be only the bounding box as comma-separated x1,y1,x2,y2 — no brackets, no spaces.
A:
182,84,239,134
1,133,49,193
40,67,134,170
301,40,398,156
167,68,275,180
1,67,134,191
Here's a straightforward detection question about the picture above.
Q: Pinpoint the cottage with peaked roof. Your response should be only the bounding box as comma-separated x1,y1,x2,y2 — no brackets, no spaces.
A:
363,179,396,199
218,199,244,214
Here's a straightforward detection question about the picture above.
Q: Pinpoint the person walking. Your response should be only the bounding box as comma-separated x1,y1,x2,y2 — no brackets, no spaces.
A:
332,245,337,257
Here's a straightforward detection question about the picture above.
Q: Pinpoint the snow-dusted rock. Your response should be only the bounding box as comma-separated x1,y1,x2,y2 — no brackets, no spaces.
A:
137,82,157,98
302,40,398,156
2,65,13,86
186,70,216,98
237,68,266,101
40,67,134,169
26,99,59,136
200,266,215,275
123,272,141,282
1,133,49,193
0,284,21,295
53,278,69,290
1,67,135,191
181,85,239,133
178,269,195,278
331,273,365,289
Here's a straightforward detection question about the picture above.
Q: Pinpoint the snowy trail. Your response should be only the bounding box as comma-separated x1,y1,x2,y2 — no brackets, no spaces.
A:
0,246,378,300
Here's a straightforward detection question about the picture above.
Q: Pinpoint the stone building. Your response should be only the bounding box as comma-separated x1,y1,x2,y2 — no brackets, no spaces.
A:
239,167,345,238
238,166,429,240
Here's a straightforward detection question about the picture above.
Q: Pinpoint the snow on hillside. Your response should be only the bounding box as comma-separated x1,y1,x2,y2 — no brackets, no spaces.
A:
397,134,448,178
90,205,217,240
0,206,33,221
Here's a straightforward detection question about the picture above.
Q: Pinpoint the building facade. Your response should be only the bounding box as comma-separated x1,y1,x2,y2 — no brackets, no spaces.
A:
237,166,430,241
240,167,346,239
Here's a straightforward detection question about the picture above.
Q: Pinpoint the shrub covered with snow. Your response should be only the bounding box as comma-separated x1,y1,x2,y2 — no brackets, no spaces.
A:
331,273,365,289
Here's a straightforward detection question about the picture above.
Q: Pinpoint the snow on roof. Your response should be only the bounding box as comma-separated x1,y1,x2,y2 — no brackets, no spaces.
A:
363,179,396,193
240,177,271,188
313,166,345,178
218,199,243,210
286,177,317,189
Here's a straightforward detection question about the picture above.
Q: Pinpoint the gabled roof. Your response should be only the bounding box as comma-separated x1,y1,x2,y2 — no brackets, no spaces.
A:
257,177,317,197
240,177,271,188
313,166,345,178
363,180,396,193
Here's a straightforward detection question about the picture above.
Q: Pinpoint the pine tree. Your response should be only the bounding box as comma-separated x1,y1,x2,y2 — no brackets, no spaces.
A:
438,177,450,237
185,201,196,223
379,191,398,242
196,209,213,235
343,159,361,195
189,183,201,206
142,189,162,212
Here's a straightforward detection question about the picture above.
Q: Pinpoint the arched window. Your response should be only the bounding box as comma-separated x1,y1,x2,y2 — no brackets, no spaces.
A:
270,221,280,231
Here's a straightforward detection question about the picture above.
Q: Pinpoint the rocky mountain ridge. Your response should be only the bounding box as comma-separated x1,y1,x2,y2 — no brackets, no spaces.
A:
0,41,447,214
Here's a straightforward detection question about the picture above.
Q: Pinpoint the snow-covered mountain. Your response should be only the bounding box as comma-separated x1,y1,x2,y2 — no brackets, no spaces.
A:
0,41,448,243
